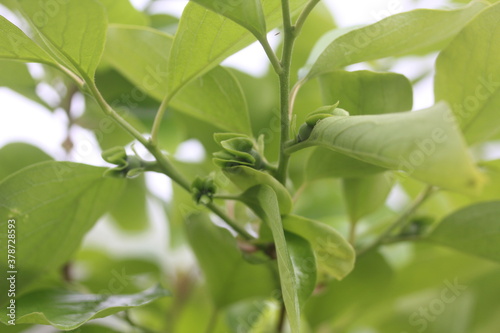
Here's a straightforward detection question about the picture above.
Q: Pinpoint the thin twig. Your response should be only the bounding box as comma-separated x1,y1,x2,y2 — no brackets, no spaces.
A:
258,36,283,75
288,79,306,121
294,0,321,36
151,93,174,145
357,186,436,256
277,301,287,333
276,0,296,185
84,79,253,241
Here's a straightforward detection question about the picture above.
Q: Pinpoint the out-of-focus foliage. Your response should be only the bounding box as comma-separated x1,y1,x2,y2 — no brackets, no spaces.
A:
0,0,499,332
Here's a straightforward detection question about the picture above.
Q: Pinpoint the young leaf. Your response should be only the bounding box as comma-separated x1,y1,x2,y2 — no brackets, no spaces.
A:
240,185,306,333
342,173,394,223
192,0,267,38
435,2,500,144
185,213,275,308
1,285,169,329
0,162,124,294
0,15,55,65
282,215,355,280
309,70,413,180
98,0,149,26
301,2,487,80
306,148,386,180
103,25,252,134
427,201,500,263
17,0,107,79
224,166,293,214
0,143,52,182
290,103,484,194
319,70,413,115
167,0,308,98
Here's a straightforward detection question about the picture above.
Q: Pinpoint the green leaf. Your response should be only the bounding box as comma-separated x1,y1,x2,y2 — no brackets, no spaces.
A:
308,70,414,180
435,2,500,144
17,0,107,78
282,215,355,280
0,15,55,64
150,14,178,34
304,251,393,328
241,185,314,333
302,2,487,80
75,249,161,295
0,162,124,294
174,67,252,134
285,232,317,308
102,25,169,100
306,148,386,180
192,0,266,37
109,176,149,232
103,25,251,134
291,103,484,194
342,173,395,222
98,0,149,25
185,213,275,308
427,201,500,263
224,166,293,214
67,324,123,333
167,0,307,97
1,285,169,329
226,299,280,333
0,143,52,182
319,70,413,115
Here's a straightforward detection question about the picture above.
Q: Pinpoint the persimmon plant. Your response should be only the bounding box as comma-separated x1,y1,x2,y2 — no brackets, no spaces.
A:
1,0,500,332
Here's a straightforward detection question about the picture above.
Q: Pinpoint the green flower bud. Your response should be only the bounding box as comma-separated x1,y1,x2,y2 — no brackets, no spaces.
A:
191,176,217,204
332,108,349,117
101,146,127,165
102,148,145,178
213,133,266,170
297,123,313,142
305,113,333,127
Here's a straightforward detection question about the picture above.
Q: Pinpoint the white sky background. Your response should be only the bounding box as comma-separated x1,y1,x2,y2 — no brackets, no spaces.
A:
0,0,467,257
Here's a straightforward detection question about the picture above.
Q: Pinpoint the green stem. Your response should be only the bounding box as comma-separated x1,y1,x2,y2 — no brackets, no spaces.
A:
151,93,174,145
276,0,296,185
56,64,85,88
357,186,436,256
147,148,252,240
86,79,252,241
206,202,253,240
294,0,321,35
86,80,150,148
288,79,305,121
277,301,287,333
258,36,283,75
